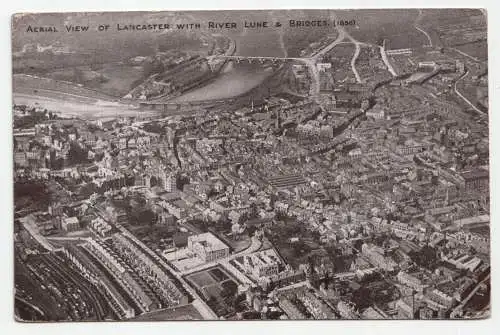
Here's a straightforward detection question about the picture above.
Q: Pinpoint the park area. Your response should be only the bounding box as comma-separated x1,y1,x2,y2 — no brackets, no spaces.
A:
185,266,240,317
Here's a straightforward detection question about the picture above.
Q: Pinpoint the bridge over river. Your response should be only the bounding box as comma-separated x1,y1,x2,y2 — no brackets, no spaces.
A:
209,55,304,64
135,96,238,112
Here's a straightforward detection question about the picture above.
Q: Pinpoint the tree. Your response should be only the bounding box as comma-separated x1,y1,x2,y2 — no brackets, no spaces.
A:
130,209,156,226
80,183,98,198
68,142,89,165
410,245,438,269
249,202,258,218
246,225,258,237
232,294,246,312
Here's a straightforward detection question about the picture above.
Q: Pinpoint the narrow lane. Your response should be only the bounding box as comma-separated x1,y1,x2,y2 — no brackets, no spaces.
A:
350,42,363,83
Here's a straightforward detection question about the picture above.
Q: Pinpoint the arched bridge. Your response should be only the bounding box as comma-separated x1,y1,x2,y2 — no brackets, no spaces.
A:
209,55,304,64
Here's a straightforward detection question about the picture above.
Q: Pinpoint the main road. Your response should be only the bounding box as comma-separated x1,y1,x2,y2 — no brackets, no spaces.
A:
379,43,398,77
301,18,378,90
298,24,354,95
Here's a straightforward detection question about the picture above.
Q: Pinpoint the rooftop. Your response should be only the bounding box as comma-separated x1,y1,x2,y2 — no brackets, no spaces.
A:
189,232,228,251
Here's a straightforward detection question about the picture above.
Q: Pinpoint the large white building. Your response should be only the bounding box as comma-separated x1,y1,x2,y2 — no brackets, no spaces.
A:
187,232,230,262
62,217,79,232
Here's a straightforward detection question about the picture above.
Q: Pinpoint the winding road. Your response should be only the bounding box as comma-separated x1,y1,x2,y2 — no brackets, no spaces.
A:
345,33,366,83
414,9,433,47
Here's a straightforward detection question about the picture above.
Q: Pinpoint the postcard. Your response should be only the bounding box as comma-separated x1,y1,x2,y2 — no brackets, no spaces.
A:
12,9,489,321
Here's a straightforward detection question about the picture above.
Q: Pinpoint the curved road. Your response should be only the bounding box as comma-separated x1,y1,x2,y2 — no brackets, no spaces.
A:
349,39,363,83
414,9,433,47
296,20,366,95
454,70,486,115
15,296,46,319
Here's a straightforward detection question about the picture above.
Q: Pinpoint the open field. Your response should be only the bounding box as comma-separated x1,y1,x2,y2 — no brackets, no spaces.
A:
385,31,429,50
185,265,240,317
186,266,237,293
94,64,144,97
325,43,355,58
418,9,486,49
453,40,488,61
40,64,145,98
188,271,218,288
340,9,424,47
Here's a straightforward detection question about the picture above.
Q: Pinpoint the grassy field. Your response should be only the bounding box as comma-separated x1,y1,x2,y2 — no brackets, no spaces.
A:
13,74,118,101
185,265,240,304
454,40,488,61
38,64,144,98
341,9,423,47
386,31,429,50
188,271,218,288
94,64,144,97
185,267,239,316
325,43,355,58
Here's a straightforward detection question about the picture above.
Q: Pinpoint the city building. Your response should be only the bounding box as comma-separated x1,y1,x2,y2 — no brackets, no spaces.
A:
396,271,428,292
187,232,230,262
361,243,397,272
61,216,79,232
238,249,281,279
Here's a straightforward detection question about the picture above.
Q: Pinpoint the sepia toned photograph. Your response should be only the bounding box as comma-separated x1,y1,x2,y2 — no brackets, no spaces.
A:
12,9,489,322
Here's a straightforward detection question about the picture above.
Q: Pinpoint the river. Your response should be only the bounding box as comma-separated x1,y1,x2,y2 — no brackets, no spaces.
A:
13,92,155,120
13,21,290,114
171,23,288,102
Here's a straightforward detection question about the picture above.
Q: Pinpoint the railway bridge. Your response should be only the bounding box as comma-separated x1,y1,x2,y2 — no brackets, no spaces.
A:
137,97,237,112
209,55,304,64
